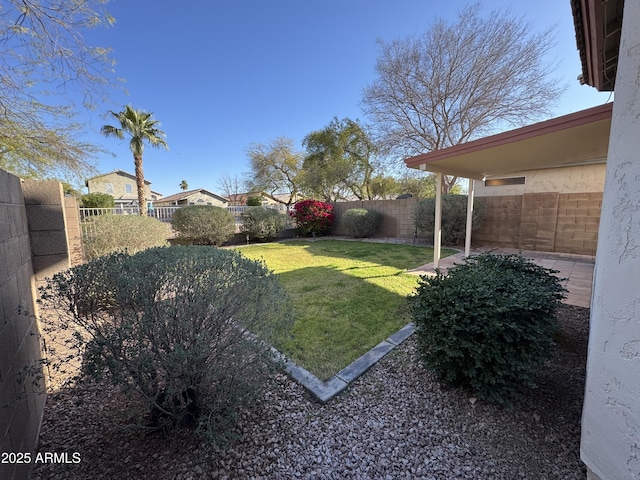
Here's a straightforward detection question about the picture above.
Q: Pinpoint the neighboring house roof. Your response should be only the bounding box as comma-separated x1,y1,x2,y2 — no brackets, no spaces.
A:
151,190,163,198
157,189,228,204
404,103,613,180
85,170,152,186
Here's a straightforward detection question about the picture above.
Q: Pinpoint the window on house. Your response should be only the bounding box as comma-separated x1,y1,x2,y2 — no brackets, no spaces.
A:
105,183,113,193
484,177,525,186
125,184,133,194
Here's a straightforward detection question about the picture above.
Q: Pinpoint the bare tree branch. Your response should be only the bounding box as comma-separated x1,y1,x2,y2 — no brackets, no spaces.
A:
362,3,565,193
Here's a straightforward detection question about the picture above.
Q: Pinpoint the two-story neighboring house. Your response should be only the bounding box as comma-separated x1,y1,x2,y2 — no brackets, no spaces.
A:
85,170,163,206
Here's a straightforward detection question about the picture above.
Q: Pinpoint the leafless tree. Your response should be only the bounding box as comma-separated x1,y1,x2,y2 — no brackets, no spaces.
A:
361,3,564,193
0,0,117,181
217,172,246,203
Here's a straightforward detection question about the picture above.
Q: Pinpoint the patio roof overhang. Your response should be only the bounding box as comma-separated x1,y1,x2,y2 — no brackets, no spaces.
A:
404,102,613,180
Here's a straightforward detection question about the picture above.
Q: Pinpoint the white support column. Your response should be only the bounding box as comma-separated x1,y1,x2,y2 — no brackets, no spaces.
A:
433,173,442,269
464,179,475,257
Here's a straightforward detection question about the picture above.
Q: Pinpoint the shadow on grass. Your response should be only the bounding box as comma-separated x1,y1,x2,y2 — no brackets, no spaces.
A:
293,239,456,270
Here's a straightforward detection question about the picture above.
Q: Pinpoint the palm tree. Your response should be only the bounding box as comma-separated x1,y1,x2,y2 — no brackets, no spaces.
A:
101,105,168,216
179,179,189,190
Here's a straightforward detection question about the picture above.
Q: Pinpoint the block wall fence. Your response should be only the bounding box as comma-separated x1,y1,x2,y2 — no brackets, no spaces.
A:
0,170,80,480
330,192,602,256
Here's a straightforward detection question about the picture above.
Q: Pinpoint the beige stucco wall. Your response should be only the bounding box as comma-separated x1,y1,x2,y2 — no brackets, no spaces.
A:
87,172,152,202
581,2,640,479
185,192,226,206
475,163,606,197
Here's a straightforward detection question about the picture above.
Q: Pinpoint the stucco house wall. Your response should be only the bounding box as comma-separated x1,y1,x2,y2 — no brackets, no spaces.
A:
580,1,640,478
86,170,153,205
475,164,606,197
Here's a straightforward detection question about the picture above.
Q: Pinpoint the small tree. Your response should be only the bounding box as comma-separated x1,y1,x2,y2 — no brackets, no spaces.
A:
179,180,189,190
246,195,263,206
101,105,169,216
290,199,334,236
81,193,115,209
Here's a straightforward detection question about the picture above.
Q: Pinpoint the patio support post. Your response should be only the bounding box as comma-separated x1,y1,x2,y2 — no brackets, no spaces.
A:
433,173,443,268
464,179,475,257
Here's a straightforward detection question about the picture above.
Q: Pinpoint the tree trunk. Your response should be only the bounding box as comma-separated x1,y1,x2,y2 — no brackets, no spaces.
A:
134,154,147,216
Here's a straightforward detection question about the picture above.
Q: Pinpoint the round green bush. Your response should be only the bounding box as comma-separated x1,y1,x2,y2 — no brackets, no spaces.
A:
171,205,235,246
414,195,486,245
341,208,380,238
81,192,115,208
240,206,288,241
38,246,294,445
411,253,566,406
82,214,169,260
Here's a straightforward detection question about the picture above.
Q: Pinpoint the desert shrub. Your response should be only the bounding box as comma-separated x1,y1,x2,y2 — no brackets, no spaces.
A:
81,192,115,208
171,205,235,246
290,199,334,236
38,246,294,445
411,253,566,406
240,206,288,241
414,195,486,245
342,208,380,238
82,214,169,260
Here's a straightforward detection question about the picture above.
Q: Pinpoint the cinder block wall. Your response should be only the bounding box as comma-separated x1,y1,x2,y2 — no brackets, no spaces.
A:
0,171,46,480
22,180,71,283
329,193,601,255
473,192,602,255
64,196,84,266
331,198,420,240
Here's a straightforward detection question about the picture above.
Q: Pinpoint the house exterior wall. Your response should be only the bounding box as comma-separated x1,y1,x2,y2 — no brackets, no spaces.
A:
183,192,226,206
87,172,152,203
0,171,46,480
475,164,606,197
581,2,640,478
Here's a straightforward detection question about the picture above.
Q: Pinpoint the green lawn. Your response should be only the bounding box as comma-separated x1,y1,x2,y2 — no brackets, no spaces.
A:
233,239,456,380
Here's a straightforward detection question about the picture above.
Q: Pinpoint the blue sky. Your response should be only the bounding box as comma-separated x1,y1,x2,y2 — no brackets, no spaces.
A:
77,0,611,197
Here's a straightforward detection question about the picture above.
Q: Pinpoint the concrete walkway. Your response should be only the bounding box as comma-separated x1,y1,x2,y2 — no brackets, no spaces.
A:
407,247,595,309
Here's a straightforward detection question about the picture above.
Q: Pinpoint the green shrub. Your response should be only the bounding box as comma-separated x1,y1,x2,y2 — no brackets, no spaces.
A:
411,253,566,406
246,196,263,206
341,208,380,238
414,195,486,245
171,205,235,246
82,214,169,260
38,246,294,445
240,206,288,241
81,192,115,208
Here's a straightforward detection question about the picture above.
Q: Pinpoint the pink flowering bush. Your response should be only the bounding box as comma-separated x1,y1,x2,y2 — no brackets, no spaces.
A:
290,199,334,236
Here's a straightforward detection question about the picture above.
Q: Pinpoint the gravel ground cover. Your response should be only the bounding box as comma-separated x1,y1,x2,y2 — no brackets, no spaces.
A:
31,305,588,480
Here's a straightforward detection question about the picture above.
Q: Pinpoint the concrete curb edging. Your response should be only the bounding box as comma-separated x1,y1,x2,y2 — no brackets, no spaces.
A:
281,323,416,403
